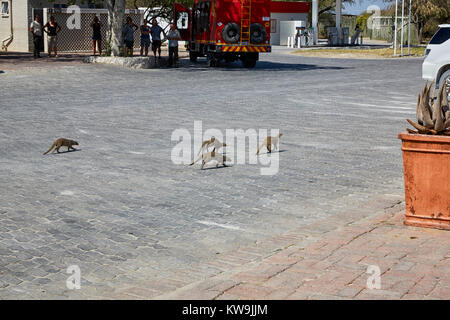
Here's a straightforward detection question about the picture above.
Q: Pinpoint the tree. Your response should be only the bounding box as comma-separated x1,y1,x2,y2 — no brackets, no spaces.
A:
105,0,126,56
126,0,193,23
303,0,355,18
384,0,449,43
106,0,193,56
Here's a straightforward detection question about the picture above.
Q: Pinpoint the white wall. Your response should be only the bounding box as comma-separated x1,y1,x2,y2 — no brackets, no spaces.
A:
270,12,308,46
0,0,30,52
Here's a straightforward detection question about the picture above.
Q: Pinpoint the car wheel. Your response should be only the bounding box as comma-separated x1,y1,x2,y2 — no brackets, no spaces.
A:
439,69,450,100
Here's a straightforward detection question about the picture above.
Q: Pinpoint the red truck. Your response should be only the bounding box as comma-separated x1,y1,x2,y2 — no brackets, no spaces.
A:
174,0,272,68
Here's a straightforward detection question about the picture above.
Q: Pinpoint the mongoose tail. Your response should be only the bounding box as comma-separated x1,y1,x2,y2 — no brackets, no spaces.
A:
43,142,57,155
190,155,203,166
256,142,265,155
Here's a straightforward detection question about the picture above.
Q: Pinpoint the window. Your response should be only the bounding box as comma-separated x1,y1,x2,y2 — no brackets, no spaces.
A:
429,27,450,45
177,11,189,30
270,19,277,33
197,1,210,32
1,1,9,16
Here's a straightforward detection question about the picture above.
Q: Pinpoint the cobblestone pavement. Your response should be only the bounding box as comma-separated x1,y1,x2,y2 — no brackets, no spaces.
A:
152,199,450,300
0,48,431,299
0,52,85,71
0,48,183,72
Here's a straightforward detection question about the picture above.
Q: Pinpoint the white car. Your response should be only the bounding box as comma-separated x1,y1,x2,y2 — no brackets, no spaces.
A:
422,24,450,93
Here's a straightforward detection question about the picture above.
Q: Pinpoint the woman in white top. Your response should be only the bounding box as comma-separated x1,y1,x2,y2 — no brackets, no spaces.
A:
29,14,42,58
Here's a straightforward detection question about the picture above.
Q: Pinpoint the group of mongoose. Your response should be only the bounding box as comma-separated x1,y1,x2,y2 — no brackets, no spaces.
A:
190,133,283,169
44,133,283,170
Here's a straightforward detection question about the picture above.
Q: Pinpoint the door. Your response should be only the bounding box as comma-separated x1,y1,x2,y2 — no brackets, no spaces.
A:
174,3,191,41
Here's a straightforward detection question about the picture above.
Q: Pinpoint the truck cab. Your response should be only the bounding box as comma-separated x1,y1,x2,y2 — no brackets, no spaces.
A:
174,0,272,67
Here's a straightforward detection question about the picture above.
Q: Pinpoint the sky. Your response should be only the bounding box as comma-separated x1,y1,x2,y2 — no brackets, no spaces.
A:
343,0,389,15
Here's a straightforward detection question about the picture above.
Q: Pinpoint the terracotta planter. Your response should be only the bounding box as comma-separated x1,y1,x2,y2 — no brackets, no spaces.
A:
398,132,450,230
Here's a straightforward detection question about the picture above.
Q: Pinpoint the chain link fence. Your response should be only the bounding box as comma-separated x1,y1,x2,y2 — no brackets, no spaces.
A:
42,8,143,52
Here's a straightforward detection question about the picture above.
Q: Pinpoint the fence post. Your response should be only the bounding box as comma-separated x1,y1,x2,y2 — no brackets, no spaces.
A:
43,8,48,53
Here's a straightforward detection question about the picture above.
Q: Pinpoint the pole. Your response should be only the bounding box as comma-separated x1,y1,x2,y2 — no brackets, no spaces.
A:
401,0,405,56
312,0,318,45
408,0,411,55
336,0,342,45
394,0,398,56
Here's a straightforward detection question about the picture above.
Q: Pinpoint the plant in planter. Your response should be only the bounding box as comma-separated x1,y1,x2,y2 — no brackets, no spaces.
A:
398,82,450,230
406,81,450,135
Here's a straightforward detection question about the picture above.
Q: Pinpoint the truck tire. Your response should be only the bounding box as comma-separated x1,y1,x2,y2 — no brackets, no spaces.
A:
222,23,240,44
241,57,257,68
207,53,219,67
250,23,267,44
189,51,198,62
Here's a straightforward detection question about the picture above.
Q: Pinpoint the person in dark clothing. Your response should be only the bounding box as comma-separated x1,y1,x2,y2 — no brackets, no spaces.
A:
122,16,138,57
140,19,151,56
90,16,103,56
30,14,42,58
43,16,61,57
150,19,165,61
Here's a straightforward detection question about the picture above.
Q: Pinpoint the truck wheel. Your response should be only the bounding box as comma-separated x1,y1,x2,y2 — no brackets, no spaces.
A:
222,23,240,44
207,54,219,67
189,51,198,62
242,58,257,68
250,23,267,44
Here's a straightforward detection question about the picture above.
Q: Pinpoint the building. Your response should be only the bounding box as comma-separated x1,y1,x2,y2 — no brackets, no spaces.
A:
1,0,100,52
1,1,311,52
0,0,145,53
270,1,310,46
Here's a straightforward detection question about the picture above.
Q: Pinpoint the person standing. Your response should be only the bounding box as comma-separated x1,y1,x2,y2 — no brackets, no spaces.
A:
150,19,165,62
30,14,42,59
122,17,138,57
90,16,103,56
43,16,61,58
167,23,181,67
140,19,151,56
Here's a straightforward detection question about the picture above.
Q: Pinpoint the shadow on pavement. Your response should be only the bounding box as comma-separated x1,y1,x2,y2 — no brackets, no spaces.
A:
177,59,349,72
0,52,86,70
47,149,81,155
200,165,231,170
0,52,85,62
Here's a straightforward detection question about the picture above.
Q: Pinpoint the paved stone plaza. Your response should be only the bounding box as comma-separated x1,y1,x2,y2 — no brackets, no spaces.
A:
0,49,434,299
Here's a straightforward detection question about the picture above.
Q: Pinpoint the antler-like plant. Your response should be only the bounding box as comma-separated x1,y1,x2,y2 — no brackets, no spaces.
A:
407,81,450,135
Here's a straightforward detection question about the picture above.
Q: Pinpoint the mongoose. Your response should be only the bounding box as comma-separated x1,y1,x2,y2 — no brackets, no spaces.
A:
190,151,231,169
43,138,79,155
256,133,283,155
197,137,227,155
